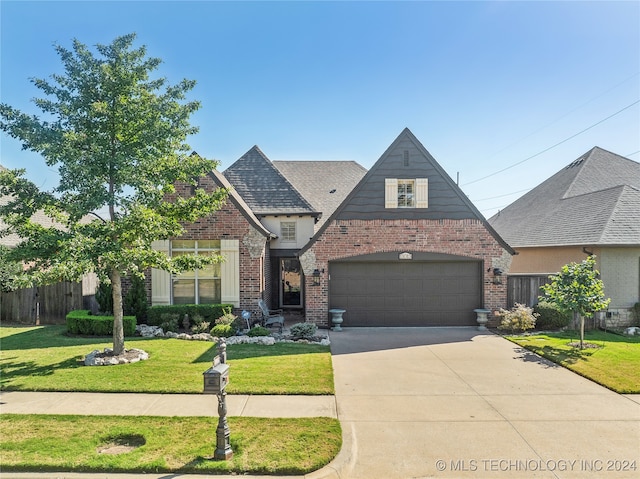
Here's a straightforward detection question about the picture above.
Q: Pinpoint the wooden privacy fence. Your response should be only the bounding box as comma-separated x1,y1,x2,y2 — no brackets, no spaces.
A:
0,281,82,324
507,275,552,308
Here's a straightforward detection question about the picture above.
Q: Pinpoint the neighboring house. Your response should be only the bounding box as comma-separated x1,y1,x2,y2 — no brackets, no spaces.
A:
149,129,515,327
489,146,640,328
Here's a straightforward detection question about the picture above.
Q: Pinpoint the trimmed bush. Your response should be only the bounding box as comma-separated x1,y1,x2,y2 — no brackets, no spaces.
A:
147,304,234,327
290,322,318,340
247,326,271,337
534,301,572,330
66,310,136,337
211,323,235,338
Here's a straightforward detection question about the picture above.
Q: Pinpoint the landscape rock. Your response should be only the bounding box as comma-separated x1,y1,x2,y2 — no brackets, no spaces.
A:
84,348,149,366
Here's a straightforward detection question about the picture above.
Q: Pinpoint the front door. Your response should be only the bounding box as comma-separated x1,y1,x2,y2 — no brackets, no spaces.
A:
281,258,303,308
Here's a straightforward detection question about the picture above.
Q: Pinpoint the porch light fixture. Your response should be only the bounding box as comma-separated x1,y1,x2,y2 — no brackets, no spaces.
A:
492,268,503,284
312,269,321,286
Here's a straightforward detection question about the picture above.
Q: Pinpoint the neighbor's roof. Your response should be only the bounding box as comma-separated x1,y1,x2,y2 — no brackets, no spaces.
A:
223,146,319,217
273,160,367,229
489,147,640,247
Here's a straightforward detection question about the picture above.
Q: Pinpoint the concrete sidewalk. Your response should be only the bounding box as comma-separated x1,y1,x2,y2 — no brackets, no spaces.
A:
0,391,337,418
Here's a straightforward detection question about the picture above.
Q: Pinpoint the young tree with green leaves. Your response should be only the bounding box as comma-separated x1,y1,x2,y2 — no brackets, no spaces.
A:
0,34,227,355
539,255,610,349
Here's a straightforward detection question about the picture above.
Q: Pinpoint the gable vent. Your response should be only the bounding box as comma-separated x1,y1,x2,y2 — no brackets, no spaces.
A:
403,150,409,166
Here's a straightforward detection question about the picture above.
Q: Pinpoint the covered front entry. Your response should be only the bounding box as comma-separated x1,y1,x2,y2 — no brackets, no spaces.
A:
329,253,482,326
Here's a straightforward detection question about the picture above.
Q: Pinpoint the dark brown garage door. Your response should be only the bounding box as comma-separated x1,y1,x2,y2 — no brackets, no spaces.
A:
329,260,482,326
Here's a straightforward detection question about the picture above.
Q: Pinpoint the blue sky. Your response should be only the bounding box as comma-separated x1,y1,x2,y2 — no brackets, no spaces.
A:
1,0,638,218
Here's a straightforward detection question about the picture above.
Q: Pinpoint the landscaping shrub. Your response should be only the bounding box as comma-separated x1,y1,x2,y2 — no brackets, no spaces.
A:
290,322,317,340
190,315,210,334
66,310,136,336
124,274,148,323
497,303,538,333
534,301,572,330
214,308,243,332
247,326,271,337
211,323,235,338
146,304,234,327
159,313,180,333
95,281,113,314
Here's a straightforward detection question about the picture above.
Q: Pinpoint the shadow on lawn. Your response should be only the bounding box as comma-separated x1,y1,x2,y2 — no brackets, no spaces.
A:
0,325,147,351
193,342,329,364
513,344,589,367
0,356,82,389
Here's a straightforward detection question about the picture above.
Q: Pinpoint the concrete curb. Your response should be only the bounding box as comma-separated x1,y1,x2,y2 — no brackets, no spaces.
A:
306,421,355,479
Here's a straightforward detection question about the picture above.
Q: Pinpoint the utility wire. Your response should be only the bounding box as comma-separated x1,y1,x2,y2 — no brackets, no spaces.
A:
626,150,640,157
473,188,532,202
463,99,640,186
475,72,640,164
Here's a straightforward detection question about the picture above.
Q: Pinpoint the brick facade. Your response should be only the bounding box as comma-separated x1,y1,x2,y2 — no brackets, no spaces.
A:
145,175,269,318
301,218,511,327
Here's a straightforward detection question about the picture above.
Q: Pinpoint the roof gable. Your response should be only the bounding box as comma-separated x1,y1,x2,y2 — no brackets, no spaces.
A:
223,146,318,216
489,147,640,247
332,128,497,222
301,128,514,254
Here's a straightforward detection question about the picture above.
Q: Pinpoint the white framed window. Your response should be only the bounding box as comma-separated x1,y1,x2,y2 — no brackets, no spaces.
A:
171,240,221,304
397,180,415,207
385,178,428,208
280,221,296,242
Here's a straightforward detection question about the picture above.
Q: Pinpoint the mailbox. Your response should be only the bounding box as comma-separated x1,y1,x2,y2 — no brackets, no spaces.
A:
203,363,230,394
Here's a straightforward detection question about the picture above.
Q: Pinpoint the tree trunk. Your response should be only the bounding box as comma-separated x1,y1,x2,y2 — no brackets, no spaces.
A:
111,268,125,355
575,310,585,350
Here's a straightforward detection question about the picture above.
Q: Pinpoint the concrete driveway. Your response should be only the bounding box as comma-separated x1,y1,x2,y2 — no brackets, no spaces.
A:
329,327,640,479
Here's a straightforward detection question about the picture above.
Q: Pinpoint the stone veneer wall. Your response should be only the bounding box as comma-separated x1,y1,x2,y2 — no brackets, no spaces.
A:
301,218,512,327
144,176,268,316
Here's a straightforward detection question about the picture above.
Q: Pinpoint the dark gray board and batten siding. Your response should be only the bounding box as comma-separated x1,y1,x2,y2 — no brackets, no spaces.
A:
335,134,479,221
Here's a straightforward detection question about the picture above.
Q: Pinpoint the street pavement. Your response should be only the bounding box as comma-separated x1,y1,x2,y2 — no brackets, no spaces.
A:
2,327,639,479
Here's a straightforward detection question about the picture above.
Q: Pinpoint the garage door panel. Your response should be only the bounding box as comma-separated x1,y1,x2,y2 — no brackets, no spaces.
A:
330,260,481,326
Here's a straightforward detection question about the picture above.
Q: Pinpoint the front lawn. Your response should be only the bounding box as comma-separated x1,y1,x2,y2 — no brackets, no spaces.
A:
507,330,640,393
0,325,334,394
0,414,342,475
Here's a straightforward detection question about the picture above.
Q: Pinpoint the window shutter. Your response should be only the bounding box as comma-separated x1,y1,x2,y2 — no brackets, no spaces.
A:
416,178,429,208
220,239,240,307
385,178,398,208
151,240,170,305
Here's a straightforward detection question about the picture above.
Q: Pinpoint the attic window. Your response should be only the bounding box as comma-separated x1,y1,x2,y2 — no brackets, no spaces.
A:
280,221,296,242
385,178,428,208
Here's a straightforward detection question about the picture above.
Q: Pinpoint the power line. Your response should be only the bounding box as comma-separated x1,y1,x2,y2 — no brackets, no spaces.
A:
473,188,532,202
463,99,640,186
475,72,640,164
626,150,640,157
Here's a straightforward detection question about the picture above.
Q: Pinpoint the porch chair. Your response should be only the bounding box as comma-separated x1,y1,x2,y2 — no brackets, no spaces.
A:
257,299,285,332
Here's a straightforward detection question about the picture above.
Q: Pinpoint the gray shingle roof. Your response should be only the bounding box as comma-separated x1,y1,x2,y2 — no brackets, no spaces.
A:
489,147,640,247
223,146,319,216
273,160,367,229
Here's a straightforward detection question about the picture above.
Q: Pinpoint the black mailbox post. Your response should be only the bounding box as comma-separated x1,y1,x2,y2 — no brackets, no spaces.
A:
203,339,233,460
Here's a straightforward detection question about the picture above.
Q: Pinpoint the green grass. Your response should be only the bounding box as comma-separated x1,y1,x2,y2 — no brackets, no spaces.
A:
0,414,342,475
507,330,640,393
0,325,334,394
